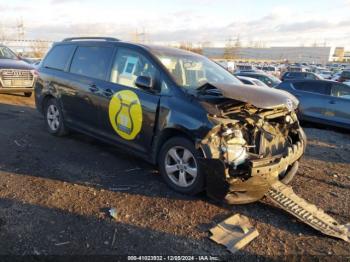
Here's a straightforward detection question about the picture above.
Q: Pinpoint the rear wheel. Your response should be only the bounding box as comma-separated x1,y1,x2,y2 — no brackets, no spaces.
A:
44,98,68,136
158,137,204,195
24,92,32,97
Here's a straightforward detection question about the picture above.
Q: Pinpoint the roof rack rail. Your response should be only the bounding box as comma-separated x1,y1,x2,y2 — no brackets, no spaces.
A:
62,37,120,42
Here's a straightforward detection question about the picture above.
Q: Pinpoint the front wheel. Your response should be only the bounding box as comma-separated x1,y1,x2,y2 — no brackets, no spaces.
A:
44,98,68,136
158,137,204,195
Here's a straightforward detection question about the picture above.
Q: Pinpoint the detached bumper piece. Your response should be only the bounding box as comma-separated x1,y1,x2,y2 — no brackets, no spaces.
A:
210,214,259,254
268,181,350,242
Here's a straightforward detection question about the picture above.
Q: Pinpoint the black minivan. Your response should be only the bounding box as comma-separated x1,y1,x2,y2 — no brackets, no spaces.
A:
35,37,306,204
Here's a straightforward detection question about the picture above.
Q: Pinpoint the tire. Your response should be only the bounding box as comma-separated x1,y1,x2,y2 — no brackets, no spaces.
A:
280,161,299,185
44,98,68,136
24,92,32,97
158,137,204,195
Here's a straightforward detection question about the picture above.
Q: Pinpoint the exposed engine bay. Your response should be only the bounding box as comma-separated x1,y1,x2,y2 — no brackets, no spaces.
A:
198,98,306,204
193,87,350,243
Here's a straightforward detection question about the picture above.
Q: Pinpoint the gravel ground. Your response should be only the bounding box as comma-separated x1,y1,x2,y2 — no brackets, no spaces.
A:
0,93,349,260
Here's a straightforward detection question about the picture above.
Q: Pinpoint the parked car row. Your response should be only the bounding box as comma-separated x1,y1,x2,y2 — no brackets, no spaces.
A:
231,64,350,130
234,71,281,87
280,71,321,81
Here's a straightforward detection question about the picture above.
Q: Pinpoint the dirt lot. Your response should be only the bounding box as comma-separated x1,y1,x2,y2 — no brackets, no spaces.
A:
0,93,349,260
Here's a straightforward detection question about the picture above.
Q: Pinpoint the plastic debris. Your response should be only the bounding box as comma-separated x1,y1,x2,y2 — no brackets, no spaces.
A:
124,167,141,173
55,241,70,246
111,228,118,247
109,208,117,219
109,184,139,191
109,186,131,191
209,214,259,254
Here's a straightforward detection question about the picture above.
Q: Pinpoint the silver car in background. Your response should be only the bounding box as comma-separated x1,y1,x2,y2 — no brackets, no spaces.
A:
277,80,350,129
236,76,269,87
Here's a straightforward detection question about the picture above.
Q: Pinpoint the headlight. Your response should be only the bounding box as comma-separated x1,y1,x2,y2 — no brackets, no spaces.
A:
221,129,248,168
285,115,293,124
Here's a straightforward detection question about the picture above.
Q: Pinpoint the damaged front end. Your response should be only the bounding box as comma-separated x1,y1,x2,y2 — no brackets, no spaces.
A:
198,102,306,204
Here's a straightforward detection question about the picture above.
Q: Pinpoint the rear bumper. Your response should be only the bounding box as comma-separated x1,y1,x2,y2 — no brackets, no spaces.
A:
200,129,306,204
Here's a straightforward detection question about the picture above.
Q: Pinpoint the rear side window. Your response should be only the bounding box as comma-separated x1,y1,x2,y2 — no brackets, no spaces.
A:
253,80,265,87
342,71,350,78
332,83,350,99
43,45,75,71
277,81,290,89
293,81,331,95
285,72,300,78
70,46,113,80
240,79,251,85
305,73,316,80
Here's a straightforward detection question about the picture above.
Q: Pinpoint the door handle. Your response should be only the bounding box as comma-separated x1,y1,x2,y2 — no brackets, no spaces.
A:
104,88,114,97
89,84,99,93
329,100,336,104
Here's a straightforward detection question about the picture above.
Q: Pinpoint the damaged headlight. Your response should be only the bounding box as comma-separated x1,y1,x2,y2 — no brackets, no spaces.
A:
202,116,249,168
221,129,248,169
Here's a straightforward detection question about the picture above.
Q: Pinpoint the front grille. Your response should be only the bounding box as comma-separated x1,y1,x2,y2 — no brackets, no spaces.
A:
0,69,34,88
258,131,288,156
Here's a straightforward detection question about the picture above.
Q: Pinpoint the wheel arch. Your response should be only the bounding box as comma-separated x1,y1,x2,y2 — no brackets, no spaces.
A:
41,94,55,114
153,127,204,164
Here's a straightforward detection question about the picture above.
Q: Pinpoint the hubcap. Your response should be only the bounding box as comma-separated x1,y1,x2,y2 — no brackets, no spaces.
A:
47,104,60,131
165,146,198,188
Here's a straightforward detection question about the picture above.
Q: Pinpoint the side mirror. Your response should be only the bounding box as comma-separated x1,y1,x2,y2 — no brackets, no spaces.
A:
135,75,153,90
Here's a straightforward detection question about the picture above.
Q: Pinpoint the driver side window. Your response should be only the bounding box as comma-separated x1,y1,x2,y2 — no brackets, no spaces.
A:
110,48,157,89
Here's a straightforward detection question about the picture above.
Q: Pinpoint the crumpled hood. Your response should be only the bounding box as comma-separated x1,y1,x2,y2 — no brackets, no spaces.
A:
213,83,299,110
0,59,34,70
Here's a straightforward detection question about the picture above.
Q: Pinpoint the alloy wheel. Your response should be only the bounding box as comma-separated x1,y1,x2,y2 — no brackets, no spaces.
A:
47,104,60,131
164,146,198,188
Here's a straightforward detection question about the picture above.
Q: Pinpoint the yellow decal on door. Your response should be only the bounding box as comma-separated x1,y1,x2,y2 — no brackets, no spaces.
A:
108,90,142,140
324,111,335,117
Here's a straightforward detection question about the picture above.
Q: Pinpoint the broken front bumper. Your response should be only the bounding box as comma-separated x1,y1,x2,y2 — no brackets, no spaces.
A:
199,135,306,204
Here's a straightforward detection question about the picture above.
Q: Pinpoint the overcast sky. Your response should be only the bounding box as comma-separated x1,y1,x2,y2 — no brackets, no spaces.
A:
1,0,350,48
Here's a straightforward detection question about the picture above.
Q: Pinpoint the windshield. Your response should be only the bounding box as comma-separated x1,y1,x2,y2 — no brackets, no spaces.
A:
268,74,281,85
263,66,275,71
0,46,18,60
152,49,241,89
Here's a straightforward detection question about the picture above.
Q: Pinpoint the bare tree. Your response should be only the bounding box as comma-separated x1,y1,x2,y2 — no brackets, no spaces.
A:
223,38,237,59
179,42,202,55
234,35,241,48
0,23,5,41
29,41,49,58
